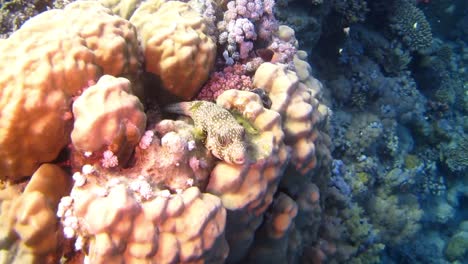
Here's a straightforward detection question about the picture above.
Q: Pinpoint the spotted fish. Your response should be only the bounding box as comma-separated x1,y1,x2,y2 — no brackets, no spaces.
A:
165,101,247,164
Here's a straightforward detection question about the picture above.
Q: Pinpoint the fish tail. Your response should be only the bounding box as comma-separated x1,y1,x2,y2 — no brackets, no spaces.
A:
164,102,193,115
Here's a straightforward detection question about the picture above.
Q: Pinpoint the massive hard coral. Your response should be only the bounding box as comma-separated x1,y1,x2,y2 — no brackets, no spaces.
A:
0,164,72,263
207,89,290,261
253,59,329,175
0,1,142,180
0,1,335,263
59,171,228,263
71,75,147,167
130,0,216,100
245,192,299,263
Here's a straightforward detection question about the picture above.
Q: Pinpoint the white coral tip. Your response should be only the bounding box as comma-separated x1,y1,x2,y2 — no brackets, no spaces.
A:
82,164,95,175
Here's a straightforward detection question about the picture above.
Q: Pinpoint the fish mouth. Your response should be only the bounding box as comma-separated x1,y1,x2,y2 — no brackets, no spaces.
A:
233,156,245,165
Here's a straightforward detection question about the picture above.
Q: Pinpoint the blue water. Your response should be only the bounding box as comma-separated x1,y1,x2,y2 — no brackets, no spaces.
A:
299,0,467,262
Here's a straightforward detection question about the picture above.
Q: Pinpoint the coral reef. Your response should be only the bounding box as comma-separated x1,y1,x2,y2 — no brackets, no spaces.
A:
71,75,147,167
0,164,72,263
440,133,468,173
0,1,141,181
244,192,298,263
0,0,75,38
253,60,329,174
368,189,423,245
207,89,290,262
344,113,383,157
197,64,254,101
217,0,278,61
60,177,228,263
130,0,216,100
0,1,332,263
99,0,145,19
1,0,465,263
333,0,369,24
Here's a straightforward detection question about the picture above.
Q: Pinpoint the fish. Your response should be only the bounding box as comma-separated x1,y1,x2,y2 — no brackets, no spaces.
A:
165,101,248,164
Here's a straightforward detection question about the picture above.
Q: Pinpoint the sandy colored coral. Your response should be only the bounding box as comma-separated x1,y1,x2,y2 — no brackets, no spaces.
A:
253,61,329,174
207,89,290,261
245,192,298,263
71,75,146,166
0,164,72,263
130,0,216,100
266,193,298,239
275,176,324,262
59,167,228,264
0,1,142,180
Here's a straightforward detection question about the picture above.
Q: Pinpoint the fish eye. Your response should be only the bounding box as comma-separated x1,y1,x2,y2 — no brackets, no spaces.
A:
217,134,231,146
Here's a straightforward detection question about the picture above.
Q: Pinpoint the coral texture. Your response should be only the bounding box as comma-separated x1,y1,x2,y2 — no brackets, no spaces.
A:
444,222,468,261
217,0,278,61
0,1,336,263
441,134,468,172
98,0,145,19
0,164,72,263
59,170,228,263
253,61,329,174
130,0,216,99
0,1,141,180
71,75,147,166
245,192,298,263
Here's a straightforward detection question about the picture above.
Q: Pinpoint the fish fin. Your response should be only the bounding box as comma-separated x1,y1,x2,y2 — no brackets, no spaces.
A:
193,127,207,142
